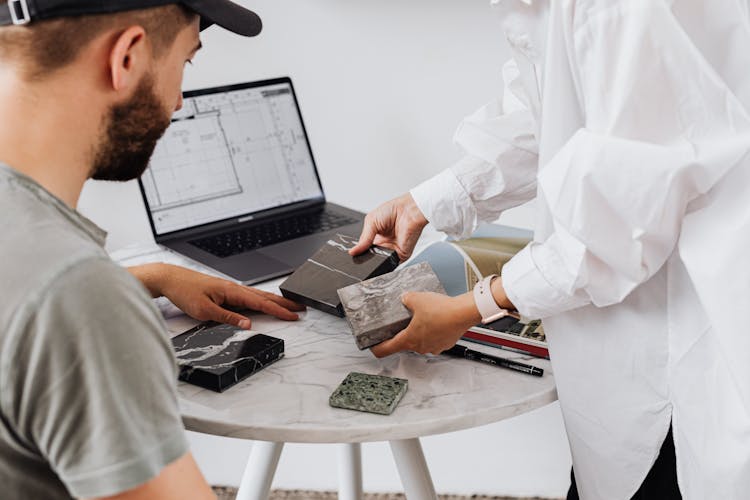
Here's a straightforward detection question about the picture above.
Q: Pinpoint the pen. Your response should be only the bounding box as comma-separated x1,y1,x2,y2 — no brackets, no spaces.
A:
442,344,544,377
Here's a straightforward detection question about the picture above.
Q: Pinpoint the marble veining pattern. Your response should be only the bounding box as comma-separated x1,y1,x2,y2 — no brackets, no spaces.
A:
306,258,361,281
173,324,284,392
170,277,556,443
337,262,447,350
324,234,392,257
279,234,399,317
174,324,257,365
114,229,554,443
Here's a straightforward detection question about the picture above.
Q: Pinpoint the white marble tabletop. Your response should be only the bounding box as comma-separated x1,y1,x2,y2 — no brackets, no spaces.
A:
115,230,557,445
166,281,556,444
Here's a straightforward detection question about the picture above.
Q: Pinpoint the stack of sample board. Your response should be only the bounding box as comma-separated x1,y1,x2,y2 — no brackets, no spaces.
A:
280,234,446,350
279,234,399,316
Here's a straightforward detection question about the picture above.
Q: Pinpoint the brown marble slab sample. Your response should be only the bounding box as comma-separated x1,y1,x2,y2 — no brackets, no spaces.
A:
279,234,399,316
337,261,447,350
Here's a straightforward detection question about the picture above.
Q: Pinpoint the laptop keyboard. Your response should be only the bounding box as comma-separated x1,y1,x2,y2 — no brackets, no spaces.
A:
189,211,360,258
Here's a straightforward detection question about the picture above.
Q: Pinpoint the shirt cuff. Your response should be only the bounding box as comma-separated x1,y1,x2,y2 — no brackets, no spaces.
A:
502,243,589,319
410,167,476,239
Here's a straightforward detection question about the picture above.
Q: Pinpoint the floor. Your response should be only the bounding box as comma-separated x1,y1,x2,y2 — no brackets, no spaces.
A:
212,488,562,500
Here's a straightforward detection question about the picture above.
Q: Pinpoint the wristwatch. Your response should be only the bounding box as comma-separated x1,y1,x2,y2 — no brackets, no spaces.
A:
473,274,513,324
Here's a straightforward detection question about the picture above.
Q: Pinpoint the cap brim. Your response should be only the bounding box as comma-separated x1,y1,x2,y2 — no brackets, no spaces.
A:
183,0,262,37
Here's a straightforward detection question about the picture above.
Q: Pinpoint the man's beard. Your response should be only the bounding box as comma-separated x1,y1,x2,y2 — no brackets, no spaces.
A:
90,74,172,182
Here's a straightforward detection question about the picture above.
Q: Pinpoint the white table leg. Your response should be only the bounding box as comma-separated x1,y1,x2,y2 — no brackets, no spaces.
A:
236,441,284,500
389,438,437,500
338,443,363,500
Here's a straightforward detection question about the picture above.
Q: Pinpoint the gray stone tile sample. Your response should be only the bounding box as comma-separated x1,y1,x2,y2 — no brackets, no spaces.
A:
329,372,408,415
279,234,399,317
172,323,284,392
337,261,446,350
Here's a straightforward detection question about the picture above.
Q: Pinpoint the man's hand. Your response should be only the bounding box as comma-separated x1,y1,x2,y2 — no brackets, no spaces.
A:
370,292,482,358
129,263,305,329
349,193,429,262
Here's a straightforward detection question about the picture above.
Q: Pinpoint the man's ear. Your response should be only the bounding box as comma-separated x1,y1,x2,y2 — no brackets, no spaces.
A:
108,26,149,92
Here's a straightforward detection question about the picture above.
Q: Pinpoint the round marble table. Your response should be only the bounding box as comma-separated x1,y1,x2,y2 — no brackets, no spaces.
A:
166,281,556,500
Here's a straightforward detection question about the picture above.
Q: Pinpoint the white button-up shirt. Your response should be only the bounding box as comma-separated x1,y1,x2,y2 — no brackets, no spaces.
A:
410,1,750,498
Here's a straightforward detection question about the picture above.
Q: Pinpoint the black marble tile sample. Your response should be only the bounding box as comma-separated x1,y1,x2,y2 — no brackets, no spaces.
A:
279,234,399,317
172,323,284,393
337,261,447,350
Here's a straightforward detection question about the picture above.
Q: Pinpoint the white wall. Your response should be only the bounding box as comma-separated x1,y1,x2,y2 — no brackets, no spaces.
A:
78,0,569,496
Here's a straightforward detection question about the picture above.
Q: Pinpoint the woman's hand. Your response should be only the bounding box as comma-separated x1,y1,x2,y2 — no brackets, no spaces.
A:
349,193,429,262
370,291,482,357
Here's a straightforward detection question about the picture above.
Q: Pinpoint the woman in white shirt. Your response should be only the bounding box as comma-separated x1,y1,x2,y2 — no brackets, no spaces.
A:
351,1,750,499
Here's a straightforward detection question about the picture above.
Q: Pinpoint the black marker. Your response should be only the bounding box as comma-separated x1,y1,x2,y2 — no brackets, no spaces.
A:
442,344,544,377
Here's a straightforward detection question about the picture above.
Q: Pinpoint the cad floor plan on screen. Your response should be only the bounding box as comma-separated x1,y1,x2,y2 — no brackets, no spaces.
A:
141,83,323,235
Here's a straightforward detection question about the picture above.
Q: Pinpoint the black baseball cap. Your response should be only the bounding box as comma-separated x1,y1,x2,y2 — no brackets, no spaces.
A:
0,0,262,36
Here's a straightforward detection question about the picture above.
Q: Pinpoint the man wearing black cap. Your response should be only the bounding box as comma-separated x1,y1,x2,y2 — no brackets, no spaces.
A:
0,1,302,499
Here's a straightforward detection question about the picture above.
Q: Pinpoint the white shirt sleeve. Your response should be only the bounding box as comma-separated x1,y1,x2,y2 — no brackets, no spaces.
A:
410,59,540,240
502,1,750,318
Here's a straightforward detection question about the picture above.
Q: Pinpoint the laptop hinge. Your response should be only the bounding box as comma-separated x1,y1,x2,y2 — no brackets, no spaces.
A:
9,0,31,25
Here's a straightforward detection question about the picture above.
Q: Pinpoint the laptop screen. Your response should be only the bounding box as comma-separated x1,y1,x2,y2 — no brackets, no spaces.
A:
139,78,324,236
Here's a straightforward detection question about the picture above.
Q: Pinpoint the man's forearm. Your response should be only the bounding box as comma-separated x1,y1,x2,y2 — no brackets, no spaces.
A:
127,263,174,298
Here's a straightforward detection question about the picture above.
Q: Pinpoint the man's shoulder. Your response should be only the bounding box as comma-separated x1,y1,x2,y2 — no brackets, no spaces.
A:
2,255,166,368
0,182,120,330
0,236,119,330
0,258,186,500
43,255,152,305
0,191,107,264
12,255,161,341
0,256,173,421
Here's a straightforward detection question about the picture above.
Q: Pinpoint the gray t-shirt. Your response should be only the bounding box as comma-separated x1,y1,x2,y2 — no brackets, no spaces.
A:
0,164,189,499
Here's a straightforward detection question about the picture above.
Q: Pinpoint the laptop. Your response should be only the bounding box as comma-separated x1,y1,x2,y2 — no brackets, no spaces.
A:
137,77,365,284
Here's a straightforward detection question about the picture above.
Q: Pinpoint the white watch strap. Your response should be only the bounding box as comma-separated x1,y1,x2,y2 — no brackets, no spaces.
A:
473,274,509,324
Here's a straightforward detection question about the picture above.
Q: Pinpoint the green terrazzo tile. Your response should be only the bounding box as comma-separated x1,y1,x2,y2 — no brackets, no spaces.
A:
329,372,408,415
